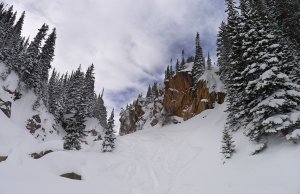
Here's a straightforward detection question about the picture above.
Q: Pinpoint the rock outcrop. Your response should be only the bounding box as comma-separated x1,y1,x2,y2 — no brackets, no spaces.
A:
0,98,11,118
30,150,53,159
164,71,225,120
60,172,82,180
119,68,225,136
26,115,42,134
0,155,8,162
119,99,145,135
3,87,22,101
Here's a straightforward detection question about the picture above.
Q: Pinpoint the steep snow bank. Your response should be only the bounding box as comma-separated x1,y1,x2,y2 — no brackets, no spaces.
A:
198,69,225,93
1,102,299,194
0,63,61,142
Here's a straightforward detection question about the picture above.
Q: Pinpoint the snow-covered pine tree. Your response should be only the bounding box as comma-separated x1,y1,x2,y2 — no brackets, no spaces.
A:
102,109,116,152
0,5,15,57
48,69,58,115
3,11,25,70
152,82,159,98
98,89,108,128
54,74,66,124
221,128,235,159
224,0,254,131
48,69,65,124
7,12,25,66
38,28,56,83
224,0,246,132
35,28,56,107
186,56,195,63
264,0,300,85
265,0,300,46
207,52,212,70
63,66,87,150
146,85,152,99
164,66,170,81
170,65,174,78
22,24,48,89
240,1,300,141
175,59,180,72
216,21,231,82
93,93,101,120
179,50,185,71
191,32,205,86
84,64,96,117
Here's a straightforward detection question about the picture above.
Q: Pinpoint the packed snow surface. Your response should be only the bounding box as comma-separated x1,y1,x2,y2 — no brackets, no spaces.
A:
1,103,300,194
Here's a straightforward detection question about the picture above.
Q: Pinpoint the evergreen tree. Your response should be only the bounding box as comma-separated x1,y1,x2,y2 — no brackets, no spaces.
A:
266,0,300,46
96,89,107,128
207,52,212,70
102,109,116,152
93,93,101,120
240,2,300,141
36,28,56,106
170,65,174,78
22,24,48,89
175,59,180,72
224,0,246,131
48,69,65,123
164,65,170,81
3,11,25,69
179,49,185,70
38,28,56,82
221,128,235,159
84,64,96,117
216,21,231,82
191,32,205,85
152,82,159,98
63,66,87,150
0,5,15,53
146,85,152,98
186,56,195,63
48,69,58,115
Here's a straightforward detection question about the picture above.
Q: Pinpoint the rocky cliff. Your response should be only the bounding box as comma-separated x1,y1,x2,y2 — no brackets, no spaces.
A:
119,64,225,136
164,69,225,120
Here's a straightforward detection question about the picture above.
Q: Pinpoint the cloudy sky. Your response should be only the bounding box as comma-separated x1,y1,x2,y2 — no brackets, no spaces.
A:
7,0,226,119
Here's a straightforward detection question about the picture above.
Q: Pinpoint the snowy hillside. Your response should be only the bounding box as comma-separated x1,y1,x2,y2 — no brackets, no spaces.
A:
1,102,299,194
0,63,61,142
0,62,104,155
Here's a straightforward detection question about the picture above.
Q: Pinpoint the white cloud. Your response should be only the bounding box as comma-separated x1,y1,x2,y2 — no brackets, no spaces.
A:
6,0,226,114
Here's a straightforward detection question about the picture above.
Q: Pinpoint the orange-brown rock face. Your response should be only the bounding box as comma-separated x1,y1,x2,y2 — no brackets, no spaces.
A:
119,70,225,136
119,99,145,136
163,71,225,120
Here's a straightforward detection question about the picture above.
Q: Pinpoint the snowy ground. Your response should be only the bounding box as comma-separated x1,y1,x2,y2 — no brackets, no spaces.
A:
1,103,300,194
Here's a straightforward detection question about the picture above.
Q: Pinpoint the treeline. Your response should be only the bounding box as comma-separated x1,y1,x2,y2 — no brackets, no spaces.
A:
0,3,115,151
163,33,212,84
218,0,300,157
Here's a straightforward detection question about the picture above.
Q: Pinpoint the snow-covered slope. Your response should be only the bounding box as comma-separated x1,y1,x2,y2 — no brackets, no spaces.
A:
1,102,299,194
0,62,104,156
0,63,61,142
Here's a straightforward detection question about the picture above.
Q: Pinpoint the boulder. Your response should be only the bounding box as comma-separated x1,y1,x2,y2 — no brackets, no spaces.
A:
0,155,8,162
60,172,81,180
30,150,53,159
26,114,42,134
0,98,11,118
